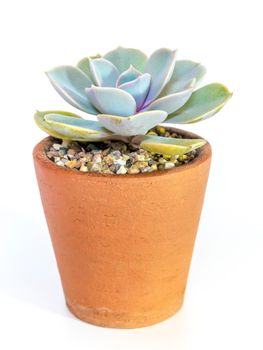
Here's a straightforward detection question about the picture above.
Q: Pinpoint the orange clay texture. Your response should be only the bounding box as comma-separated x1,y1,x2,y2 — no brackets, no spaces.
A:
33,130,211,329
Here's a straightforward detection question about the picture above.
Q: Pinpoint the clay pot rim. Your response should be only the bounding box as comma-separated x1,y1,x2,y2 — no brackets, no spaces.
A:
33,127,212,180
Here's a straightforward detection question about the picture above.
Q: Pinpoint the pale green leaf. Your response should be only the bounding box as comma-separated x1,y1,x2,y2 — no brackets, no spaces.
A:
34,110,82,139
44,113,113,141
138,135,207,155
165,83,232,124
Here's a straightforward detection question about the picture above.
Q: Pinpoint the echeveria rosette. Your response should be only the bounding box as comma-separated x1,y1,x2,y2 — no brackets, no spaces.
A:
35,47,232,156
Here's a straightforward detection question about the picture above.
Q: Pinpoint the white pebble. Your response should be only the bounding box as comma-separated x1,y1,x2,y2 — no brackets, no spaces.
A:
56,161,64,167
116,165,127,174
136,154,145,161
114,159,126,166
80,165,88,172
53,143,62,151
164,162,175,169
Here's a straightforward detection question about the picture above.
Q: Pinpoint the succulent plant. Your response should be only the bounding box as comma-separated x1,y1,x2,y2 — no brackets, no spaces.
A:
35,47,232,155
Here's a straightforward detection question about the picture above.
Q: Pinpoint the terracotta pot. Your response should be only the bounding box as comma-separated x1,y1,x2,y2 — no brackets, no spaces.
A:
33,128,211,328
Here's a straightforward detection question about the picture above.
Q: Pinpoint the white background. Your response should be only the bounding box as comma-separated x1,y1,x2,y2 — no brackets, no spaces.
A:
0,0,262,349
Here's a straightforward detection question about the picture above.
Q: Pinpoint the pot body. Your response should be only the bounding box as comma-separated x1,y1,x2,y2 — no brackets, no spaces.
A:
33,129,211,328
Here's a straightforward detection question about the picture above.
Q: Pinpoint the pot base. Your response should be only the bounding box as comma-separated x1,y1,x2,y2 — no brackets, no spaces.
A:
66,298,184,329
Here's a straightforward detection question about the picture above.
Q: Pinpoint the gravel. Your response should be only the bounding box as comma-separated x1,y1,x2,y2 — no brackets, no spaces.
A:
45,127,198,175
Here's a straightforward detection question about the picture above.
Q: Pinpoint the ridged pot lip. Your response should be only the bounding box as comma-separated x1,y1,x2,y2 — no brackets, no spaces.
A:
33,127,212,180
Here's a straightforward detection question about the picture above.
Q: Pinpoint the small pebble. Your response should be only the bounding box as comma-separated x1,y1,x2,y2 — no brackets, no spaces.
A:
170,155,179,163
135,154,146,161
111,150,121,159
104,154,115,165
53,143,62,151
79,157,87,163
109,164,117,172
114,159,126,166
65,160,78,169
134,161,148,169
164,162,175,169
141,166,152,173
116,165,127,174
67,149,76,156
122,154,130,161
58,148,67,157
151,164,158,171
156,126,166,135
158,158,167,164
92,154,102,163
56,160,64,167
80,165,88,172
178,154,188,161
128,166,140,174
91,163,102,172
47,150,58,158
